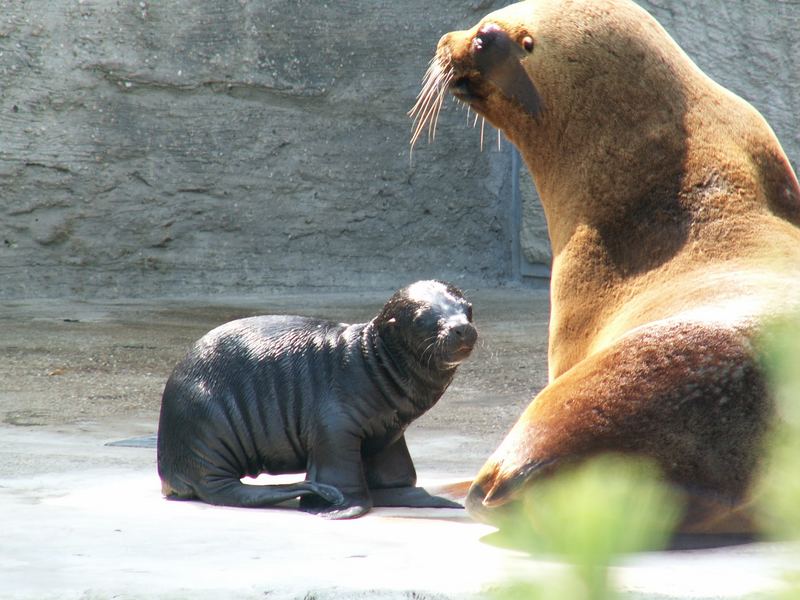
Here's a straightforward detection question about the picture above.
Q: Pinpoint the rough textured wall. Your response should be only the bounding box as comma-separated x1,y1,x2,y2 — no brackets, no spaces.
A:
1,1,797,299
1,1,515,299
640,0,799,167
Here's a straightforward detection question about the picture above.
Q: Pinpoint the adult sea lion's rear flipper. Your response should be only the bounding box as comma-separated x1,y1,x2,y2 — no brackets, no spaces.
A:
195,477,344,509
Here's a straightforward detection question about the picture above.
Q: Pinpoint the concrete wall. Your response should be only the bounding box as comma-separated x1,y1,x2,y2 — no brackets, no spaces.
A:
1,1,797,299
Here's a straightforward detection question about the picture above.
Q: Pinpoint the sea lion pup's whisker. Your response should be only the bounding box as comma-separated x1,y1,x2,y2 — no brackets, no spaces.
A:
419,335,440,367
422,342,436,369
417,334,437,356
427,337,447,370
480,117,486,152
416,333,436,351
431,341,440,369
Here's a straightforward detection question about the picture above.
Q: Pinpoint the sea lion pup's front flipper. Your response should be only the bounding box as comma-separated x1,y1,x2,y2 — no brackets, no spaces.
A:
364,434,463,508
299,419,375,519
193,475,344,509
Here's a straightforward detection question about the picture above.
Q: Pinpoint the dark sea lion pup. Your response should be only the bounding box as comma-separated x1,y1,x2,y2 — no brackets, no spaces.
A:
157,280,477,519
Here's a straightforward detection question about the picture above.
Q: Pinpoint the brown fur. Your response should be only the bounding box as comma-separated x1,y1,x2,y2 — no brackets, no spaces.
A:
428,0,800,532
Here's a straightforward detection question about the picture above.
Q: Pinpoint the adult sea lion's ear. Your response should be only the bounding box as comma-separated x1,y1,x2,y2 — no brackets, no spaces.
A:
473,23,542,118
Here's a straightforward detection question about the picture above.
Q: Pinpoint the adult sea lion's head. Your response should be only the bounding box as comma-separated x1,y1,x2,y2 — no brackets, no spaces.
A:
376,280,477,370
413,0,696,144
410,0,751,253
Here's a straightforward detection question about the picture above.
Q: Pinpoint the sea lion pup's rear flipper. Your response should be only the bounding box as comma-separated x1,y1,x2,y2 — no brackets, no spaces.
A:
195,476,344,509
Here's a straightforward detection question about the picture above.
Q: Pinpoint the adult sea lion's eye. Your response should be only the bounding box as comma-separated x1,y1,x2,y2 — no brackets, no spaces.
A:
522,36,534,53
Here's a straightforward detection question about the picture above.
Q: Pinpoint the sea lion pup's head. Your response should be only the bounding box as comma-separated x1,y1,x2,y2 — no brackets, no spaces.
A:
374,280,477,370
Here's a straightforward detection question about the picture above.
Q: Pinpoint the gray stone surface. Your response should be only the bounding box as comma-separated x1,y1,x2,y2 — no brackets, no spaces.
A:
640,0,800,168
0,1,517,299
1,1,798,299
520,171,551,266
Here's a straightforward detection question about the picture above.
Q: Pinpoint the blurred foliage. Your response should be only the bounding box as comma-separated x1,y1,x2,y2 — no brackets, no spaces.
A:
756,314,800,597
757,314,800,539
486,455,683,600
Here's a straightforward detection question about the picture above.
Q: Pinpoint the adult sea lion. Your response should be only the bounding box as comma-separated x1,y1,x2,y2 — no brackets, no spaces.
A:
157,280,477,519
411,0,800,533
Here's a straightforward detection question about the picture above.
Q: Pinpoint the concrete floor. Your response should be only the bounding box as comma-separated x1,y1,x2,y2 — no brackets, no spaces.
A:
0,287,796,599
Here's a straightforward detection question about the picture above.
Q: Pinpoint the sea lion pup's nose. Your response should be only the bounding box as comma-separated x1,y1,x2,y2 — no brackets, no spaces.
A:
452,322,478,348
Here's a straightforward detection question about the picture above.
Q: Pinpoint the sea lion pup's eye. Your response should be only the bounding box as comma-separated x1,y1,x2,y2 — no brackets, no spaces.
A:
522,36,534,53
466,304,474,322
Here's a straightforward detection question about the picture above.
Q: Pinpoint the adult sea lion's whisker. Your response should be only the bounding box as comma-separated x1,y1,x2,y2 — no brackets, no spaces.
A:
409,74,438,146
422,69,452,143
411,93,444,149
411,86,446,148
429,71,453,143
409,64,442,118
410,81,441,148
409,57,453,151
410,96,438,150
